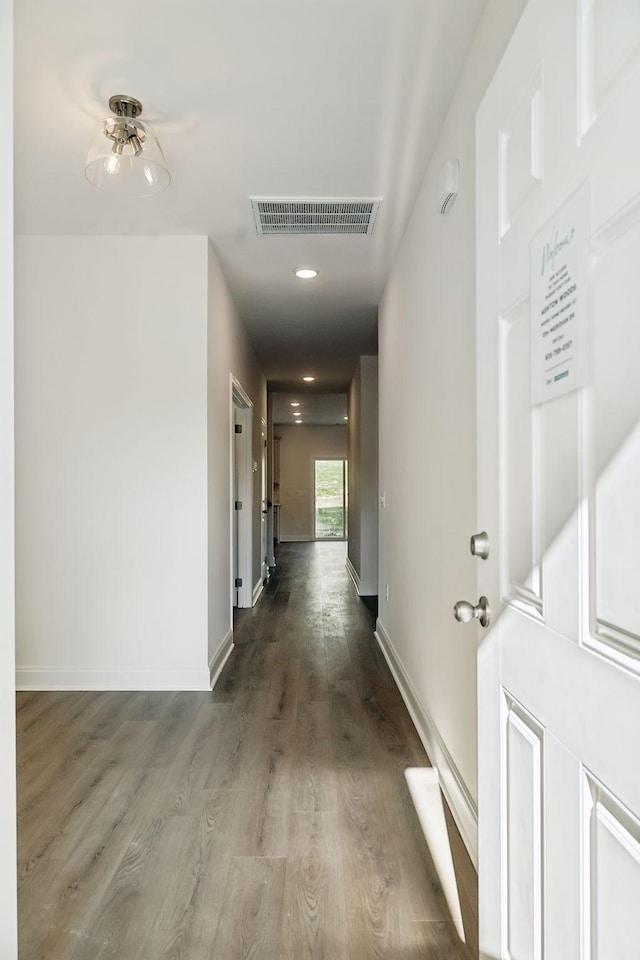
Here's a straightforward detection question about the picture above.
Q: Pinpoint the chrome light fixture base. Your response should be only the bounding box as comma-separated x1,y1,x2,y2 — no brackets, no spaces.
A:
85,94,170,198
108,95,143,119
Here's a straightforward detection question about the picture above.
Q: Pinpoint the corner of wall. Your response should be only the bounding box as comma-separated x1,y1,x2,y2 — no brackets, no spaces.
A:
0,1,17,949
376,0,527,868
209,628,234,689
205,243,267,665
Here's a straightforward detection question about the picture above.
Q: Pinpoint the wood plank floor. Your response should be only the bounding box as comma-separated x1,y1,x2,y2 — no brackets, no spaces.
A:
17,541,478,959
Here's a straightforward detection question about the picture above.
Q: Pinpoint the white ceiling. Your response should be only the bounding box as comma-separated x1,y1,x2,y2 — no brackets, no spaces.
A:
272,391,347,426
14,0,486,390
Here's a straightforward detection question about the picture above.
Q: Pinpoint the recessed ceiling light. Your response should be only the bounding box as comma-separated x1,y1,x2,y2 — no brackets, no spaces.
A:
343,416,348,421
293,412,301,417
302,376,315,382
290,402,300,407
295,420,302,424
295,268,318,280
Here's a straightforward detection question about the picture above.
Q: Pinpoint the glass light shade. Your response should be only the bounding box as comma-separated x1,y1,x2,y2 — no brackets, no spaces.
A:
85,116,170,197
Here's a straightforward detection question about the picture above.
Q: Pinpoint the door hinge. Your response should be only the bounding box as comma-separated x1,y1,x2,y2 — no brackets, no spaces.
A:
235,424,243,434
235,500,242,510
235,577,243,588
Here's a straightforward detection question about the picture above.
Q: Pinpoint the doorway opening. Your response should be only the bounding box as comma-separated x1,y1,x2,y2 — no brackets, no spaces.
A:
231,377,253,610
313,458,348,540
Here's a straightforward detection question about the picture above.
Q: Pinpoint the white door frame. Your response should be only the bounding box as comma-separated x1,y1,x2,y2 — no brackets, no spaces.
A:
231,376,253,609
260,417,268,583
265,394,276,567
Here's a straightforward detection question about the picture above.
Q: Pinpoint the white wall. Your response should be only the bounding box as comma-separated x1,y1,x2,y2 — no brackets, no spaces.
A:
277,424,347,541
0,3,17,954
206,242,266,664
377,0,527,864
14,235,266,692
347,356,378,595
15,236,210,689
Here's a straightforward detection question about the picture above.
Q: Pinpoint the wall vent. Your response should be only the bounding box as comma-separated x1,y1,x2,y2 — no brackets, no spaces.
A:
251,197,381,236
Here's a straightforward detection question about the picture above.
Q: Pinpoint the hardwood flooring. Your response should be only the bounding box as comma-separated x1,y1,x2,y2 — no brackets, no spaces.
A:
17,541,478,959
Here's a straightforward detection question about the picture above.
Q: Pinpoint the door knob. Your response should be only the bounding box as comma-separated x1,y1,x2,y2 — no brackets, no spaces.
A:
453,596,491,628
470,531,490,559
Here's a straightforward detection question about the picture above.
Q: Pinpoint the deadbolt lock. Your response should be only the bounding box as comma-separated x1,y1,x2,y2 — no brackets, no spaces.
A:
470,530,490,560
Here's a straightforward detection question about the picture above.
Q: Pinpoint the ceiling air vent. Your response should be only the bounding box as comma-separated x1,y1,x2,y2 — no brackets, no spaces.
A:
251,198,381,236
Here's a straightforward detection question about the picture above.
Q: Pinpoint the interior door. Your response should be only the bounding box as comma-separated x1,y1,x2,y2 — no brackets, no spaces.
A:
476,2,640,958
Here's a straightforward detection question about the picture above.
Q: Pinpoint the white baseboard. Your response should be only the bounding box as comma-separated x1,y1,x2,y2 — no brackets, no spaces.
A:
345,556,377,597
16,666,212,691
374,618,478,869
252,578,264,606
209,629,234,689
345,556,362,594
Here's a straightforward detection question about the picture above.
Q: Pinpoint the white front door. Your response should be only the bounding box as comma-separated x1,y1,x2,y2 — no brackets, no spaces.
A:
476,1,640,958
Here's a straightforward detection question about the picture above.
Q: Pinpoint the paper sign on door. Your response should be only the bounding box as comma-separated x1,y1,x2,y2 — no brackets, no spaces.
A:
530,182,590,405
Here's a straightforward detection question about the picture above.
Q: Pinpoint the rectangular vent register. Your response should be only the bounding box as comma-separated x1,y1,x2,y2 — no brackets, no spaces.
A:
251,198,381,236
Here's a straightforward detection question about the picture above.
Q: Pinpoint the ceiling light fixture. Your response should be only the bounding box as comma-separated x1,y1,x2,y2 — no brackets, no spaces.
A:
302,376,315,382
290,402,300,407
295,268,318,280
295,420,302,424
293,412,301,417
343,416,348,421
85,95,170,198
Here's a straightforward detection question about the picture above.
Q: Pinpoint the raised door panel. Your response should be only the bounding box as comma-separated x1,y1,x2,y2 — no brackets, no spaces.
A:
503,696,544,960
589,210,640,666
499,299,544,618
583,773,640,959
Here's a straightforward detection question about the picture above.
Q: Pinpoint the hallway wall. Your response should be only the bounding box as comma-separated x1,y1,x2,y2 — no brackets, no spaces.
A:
0,3,17,953
377,0,527,864
15,236,210,689
14,236,266,691
347,356,378,595
206,242,267,664
277,424,347,541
